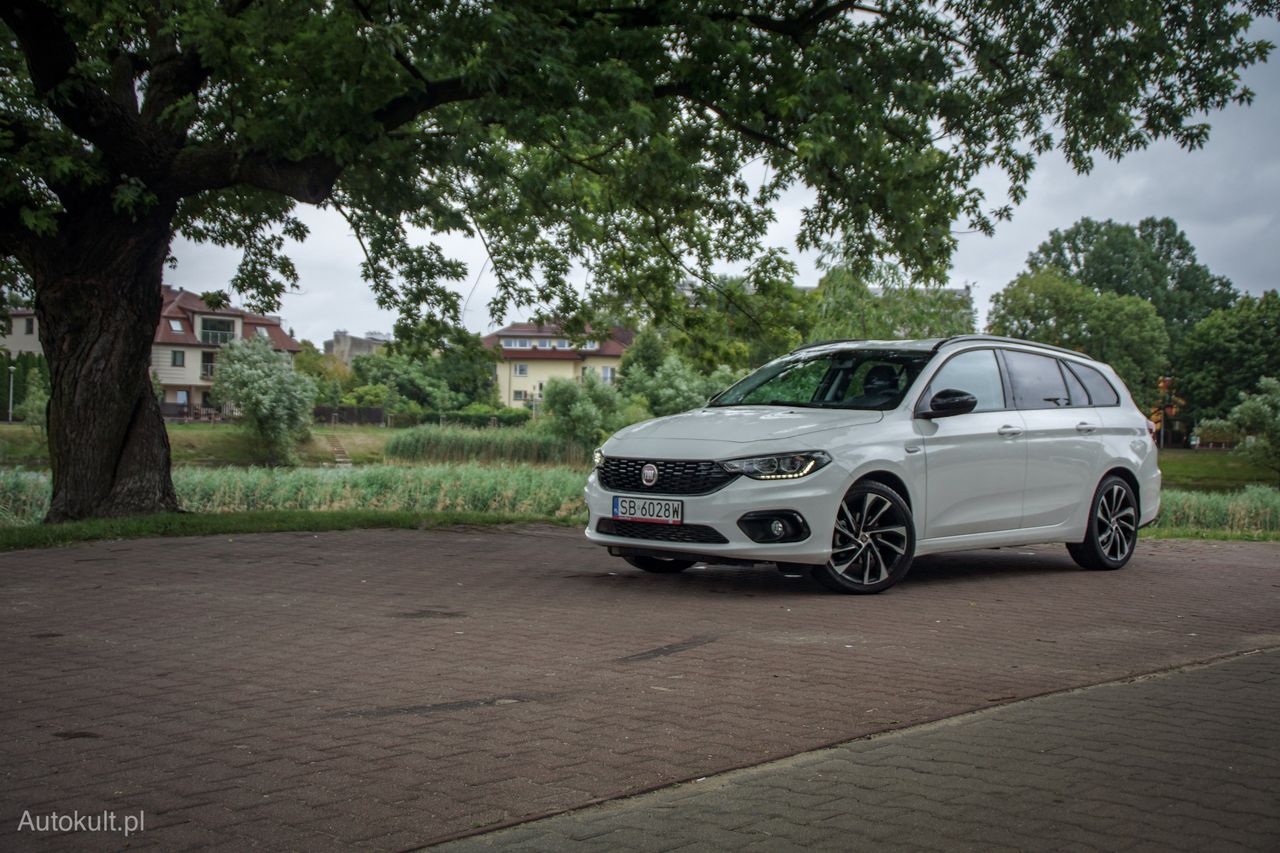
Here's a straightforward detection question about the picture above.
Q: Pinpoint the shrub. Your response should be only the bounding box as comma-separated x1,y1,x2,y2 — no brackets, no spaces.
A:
384,424,583,465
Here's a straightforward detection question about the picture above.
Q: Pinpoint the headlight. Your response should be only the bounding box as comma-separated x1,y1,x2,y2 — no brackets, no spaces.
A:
720,451,831,480
592,447,605,469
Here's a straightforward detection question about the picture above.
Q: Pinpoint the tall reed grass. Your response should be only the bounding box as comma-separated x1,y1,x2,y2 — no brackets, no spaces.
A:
1,468,1277,538
0,465,586,527
384,424,585,466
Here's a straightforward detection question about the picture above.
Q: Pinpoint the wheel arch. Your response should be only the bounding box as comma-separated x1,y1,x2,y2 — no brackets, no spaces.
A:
1103,465,1140,504
853,469,913,511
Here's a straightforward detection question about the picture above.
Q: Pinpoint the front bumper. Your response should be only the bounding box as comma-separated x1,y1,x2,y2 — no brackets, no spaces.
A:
584,465,842,565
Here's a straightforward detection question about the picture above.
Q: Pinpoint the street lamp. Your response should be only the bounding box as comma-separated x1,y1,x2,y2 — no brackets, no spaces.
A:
6,365,14,422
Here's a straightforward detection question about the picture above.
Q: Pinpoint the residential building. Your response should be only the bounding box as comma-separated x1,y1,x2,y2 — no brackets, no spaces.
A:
1,310,41,355
481,322,633,408
324,330,391,365
0,287,302,419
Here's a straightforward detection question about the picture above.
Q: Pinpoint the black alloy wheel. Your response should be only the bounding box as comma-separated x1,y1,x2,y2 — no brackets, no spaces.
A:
812,481,916,594
1067,475,1139,570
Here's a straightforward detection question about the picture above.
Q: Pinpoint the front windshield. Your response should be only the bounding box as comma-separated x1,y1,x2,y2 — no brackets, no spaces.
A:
709,349,931,411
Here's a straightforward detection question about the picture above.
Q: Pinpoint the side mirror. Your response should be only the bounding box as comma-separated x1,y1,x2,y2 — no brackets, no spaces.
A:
919,388,978,419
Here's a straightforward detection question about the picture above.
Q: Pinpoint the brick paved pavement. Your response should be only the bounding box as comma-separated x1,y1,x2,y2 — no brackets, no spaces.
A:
0,527,1277,850
439,649,1280,853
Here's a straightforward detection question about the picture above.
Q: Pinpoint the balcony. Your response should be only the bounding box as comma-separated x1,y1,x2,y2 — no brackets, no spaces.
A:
200,330,235,345
200,363,216,379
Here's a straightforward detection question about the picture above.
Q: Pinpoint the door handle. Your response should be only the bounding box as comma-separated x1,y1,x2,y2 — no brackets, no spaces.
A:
997,425,1023,437
1075,422,1098,434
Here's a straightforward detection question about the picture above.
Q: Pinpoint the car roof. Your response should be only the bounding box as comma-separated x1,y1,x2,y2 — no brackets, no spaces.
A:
791,335,1097,362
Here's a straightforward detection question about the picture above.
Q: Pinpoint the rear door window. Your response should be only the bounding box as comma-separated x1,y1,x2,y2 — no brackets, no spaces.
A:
1004,350,1070,409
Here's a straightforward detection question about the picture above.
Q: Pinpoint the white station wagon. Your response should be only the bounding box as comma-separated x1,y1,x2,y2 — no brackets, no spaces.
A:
585,335,1161,593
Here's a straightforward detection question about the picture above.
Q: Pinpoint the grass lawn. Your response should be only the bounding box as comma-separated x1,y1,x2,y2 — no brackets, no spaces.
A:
1159,448,1277,491
0,509,575,552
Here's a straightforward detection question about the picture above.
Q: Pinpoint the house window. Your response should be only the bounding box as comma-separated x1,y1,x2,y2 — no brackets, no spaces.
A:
24,318,34,335
168,319,183,332
200,317,235,344
513,390,527,401
601,366,616,384
503,338,530,349
171,350,185,368
582,340,599,351
175,390,189,406
256,327,269,338
201,351,216,378
202,392,215,409
514,364,529,376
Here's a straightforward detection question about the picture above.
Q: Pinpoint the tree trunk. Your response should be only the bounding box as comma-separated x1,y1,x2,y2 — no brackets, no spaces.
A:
34,205,180,522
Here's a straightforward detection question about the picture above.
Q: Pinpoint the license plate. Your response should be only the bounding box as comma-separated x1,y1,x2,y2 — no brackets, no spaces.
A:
612,496,683,525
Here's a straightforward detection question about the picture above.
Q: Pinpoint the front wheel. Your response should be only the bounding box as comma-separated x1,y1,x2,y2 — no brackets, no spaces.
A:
1067,475,1138,570
623,555,695,573
811,481,916,594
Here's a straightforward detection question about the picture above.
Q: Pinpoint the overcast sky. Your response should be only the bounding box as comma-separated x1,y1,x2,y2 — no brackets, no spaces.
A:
170,18,1280,346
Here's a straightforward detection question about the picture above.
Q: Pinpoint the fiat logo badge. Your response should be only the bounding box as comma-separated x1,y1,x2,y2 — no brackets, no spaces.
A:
640,463,658,486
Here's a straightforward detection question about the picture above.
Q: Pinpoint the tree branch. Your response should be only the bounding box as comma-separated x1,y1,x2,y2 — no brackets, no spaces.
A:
1,0,169,177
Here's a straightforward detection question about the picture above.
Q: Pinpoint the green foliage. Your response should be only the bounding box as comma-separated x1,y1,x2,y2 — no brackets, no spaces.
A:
12,368,48,431
1197,378,1280,483
1026,217,1236,349
987,269,1169,409
4,1,1274,346
666,259,817,371
813,262,976,340
1178,291,1280,419
212,338,317,464
385,424,582,466
340,383,393,408
0,351,48,418
539,374,632,448
351,351,460,412
622,354,742,418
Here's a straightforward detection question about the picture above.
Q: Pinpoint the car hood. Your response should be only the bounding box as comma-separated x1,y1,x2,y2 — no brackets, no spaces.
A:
603,406,883,458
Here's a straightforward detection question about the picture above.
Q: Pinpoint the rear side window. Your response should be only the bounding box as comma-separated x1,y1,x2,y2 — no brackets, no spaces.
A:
1066,362,1121,406
1059,361,1089,406
925,350,1006,412
1004,350,1069,409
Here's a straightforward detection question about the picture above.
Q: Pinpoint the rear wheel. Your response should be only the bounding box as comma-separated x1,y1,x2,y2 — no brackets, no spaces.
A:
1067,475,1138,570
812,481,915,594
623,555,695,573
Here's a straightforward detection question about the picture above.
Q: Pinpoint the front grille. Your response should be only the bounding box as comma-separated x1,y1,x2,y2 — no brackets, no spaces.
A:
598,457,738,495
597,519,729,544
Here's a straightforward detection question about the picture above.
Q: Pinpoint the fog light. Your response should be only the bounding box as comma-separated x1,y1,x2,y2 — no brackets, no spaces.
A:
737,511,811,544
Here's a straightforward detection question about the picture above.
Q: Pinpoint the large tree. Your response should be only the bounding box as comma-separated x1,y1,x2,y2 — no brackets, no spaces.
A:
813,262,975,341
1178,290,1280,419
1,1,1275,521
987,268,1169,409
1026,216,1237,348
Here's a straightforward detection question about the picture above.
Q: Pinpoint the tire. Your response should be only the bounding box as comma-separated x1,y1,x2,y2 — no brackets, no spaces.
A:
623,555,696,573
811,481,916,594
1067,475,1138,571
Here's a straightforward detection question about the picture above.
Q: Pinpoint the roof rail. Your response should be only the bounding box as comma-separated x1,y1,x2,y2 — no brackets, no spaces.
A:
933,334,1095,361
792,339,865,351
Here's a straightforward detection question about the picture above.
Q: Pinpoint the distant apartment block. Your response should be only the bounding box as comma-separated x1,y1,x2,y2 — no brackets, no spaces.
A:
324,330,391,365
481,322,633,408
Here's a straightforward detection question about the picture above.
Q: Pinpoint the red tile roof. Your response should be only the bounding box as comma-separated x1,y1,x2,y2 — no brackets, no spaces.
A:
482,323,633,360
157,286,301,352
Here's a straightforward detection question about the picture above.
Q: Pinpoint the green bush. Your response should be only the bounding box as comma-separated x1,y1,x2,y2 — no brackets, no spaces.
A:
384,424,581,465
1150,485,1280,532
